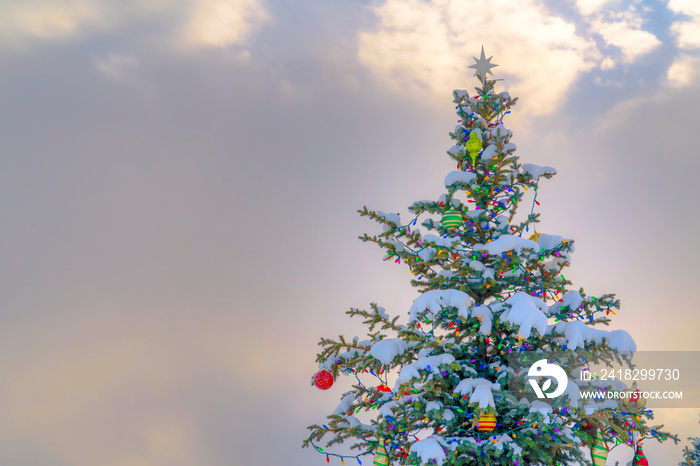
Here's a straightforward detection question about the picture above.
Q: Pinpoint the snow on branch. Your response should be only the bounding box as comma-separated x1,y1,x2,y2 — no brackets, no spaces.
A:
370,338,408,364
408,289,474,322
454,378,500,409
444,170,477,187
501,292,549,339
522,163,557,181
474,234,540,255
552,320,637,352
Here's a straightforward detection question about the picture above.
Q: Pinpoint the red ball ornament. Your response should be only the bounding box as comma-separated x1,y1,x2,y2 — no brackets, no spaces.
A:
629,389,644,405
620,388,646,408
314,370,334,390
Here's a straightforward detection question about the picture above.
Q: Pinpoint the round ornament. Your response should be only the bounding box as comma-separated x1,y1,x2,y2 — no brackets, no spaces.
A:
629,389,645,406
620,388,646,408
440,209,463,231
476,412,497,432
313,370,334,390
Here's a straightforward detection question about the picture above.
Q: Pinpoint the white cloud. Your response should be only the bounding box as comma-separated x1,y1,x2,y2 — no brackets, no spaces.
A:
669,0,700,49
589,15,661,62
185,0,268,47
358,0,599,115
671,20,700,49
600,56,616,69
0,0,107,44
575,0,620,17
667,54,698,87
668,0,700,17
576,4,661,63
0,0,269,51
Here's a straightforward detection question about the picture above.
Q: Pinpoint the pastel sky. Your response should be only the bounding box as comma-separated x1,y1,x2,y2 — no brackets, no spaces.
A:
0,0,699,464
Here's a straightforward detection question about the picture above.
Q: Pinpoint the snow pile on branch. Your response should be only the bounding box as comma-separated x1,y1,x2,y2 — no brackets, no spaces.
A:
410,437,447,465
471,305,493,335
370,338,408,364
334,340,371,363
453,89,469,100
474,234,540,255
454,378,500,409
396,353,456,384
490,124,512,139
564,379,582,408
552,320,636,352
426,401,443,412
376,306,390,319
535,233,572,251
491,434,522,455
560,290,584,311
501,292,548,339
377,211,401,231
467,260,495,280
447,145,464,157
337,415,363,428
409,289,474,322
334,393,356,414
529,400,553,422
421,234,461,248
582,399,619,415
480,143,498,161
522,163,557,181
445,170,476,187
417,248,434,261
379,401,399,418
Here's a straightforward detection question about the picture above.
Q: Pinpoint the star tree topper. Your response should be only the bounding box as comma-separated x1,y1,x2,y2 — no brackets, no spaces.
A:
469,45,498,84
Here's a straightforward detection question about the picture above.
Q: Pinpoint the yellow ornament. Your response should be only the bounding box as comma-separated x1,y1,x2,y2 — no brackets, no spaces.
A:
465,132,482,168
440,208,463,231
591,430,608,466
476,412,497,432
528,232,541,242
373,438,389,466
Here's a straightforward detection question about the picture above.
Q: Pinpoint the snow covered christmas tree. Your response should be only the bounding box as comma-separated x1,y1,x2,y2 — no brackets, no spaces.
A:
679,415,700,466
303,48,675,466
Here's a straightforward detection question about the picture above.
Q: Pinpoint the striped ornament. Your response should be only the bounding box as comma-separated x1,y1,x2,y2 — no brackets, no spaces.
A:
476,413,497,432
634,443,649,466
440,209,463,230
591,430,608,466
373,438,389,466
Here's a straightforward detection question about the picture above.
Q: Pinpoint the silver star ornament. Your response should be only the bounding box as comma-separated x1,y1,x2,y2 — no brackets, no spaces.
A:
468,45,498,84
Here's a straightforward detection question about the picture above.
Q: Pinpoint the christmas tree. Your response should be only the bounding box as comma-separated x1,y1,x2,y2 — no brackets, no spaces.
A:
303,48,675,466
679,415,700,466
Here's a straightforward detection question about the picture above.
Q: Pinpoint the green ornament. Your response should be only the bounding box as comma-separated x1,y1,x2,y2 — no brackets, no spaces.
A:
465,131,482,168
440,208,463,230
373,437,389,466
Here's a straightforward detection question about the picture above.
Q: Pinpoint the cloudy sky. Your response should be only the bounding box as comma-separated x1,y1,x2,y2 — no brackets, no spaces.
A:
0,0,699,464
